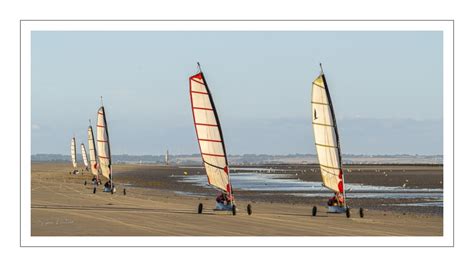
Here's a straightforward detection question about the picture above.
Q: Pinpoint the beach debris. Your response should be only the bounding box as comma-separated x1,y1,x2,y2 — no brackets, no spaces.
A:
183,171,188,175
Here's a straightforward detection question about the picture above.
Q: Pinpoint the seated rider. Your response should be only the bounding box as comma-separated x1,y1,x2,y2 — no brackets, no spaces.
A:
216,192,233,205
216,193,226,204
327,193,344,206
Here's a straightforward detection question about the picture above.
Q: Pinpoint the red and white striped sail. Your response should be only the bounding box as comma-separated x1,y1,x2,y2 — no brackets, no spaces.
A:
80,143,89,168
97,106,112,180
189,71,231,193
87,126,99,176
311,71,345,194
70,137,77,169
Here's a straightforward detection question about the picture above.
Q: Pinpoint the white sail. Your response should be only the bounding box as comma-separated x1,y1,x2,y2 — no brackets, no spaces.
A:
70,137,77,169
81,143,89,168
88,126,99,176
97,106,112,180
311,70,345,194
189,70,231,194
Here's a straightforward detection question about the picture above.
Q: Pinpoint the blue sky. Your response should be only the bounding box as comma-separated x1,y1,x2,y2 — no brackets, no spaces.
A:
31,31,443,155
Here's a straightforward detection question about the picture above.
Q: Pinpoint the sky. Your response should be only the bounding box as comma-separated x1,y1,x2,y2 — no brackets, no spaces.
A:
31,31,443,155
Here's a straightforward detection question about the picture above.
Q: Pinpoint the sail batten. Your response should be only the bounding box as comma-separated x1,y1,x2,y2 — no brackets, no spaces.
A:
311,71,345,194
97,106,112,180
70,137,77,169
189,71,231,194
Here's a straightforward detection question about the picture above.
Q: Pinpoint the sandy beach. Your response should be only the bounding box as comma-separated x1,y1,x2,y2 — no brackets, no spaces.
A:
30,162,443,236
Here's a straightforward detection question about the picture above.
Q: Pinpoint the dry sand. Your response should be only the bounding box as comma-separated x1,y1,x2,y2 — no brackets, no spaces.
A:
31,163,442,236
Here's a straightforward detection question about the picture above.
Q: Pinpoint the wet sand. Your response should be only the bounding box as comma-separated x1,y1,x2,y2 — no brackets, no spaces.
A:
113,163,443,215
30,163,443,236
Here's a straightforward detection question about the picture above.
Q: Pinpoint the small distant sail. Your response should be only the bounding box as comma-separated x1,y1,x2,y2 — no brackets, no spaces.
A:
87,126,99,176
97,106,112,180
70,137,77,169
311,67,345,195
81,143,89,169
189,68,231,194
165,149,169,165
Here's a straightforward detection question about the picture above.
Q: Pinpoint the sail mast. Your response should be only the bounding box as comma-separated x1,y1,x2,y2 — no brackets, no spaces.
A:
320,64,346,206
311,63,346,204
97,97,112,185
189,63,233,198
88,120,99,178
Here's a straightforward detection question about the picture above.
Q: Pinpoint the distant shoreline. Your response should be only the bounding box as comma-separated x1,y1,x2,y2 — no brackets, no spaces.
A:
30,153,443,165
